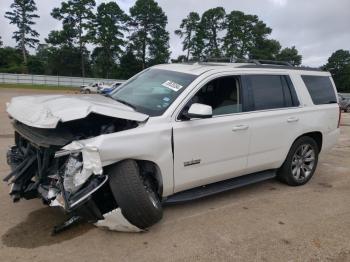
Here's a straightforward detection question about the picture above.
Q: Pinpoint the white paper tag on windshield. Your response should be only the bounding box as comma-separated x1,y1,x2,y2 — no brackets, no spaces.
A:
162,80,183,92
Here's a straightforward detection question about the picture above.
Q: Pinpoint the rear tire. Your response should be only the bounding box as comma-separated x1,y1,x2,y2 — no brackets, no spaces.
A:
108,160,163,229
277,136,319,186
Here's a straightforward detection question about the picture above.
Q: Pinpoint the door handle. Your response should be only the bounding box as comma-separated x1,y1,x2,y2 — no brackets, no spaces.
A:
287,117,299,123
232,124,249,131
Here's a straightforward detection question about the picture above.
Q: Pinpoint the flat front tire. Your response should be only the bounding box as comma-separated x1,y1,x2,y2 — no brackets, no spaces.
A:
108,160,163,229
278,136,319,186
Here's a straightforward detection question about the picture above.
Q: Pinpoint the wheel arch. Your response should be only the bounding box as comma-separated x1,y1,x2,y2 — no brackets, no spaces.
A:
105,159,164,197
136,160,164,197
294,131,323,153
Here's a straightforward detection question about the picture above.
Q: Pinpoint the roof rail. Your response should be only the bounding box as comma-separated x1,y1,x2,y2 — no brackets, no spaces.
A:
202,57,234,63
250,59,293,66
234,58,293,67
201,57,294,66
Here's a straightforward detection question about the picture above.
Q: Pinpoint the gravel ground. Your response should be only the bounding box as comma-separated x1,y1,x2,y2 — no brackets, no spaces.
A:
0,88,349,262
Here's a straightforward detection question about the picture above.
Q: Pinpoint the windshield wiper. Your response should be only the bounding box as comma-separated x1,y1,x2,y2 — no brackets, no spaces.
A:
114,98,136,110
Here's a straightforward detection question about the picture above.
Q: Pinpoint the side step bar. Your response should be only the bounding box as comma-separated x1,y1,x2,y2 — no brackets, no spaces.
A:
164,170,276,204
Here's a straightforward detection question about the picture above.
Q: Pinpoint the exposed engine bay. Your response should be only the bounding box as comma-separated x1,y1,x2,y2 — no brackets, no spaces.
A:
4,114,140,233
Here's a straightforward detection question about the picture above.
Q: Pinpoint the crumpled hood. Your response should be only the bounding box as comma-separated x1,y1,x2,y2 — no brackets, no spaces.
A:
6,94,149,128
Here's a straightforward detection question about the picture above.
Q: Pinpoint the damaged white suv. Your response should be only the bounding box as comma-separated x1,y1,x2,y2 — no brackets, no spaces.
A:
4,60,340,232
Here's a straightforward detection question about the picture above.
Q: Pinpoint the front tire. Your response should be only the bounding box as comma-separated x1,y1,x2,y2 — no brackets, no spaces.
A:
278,136,319,186
108,160,163,229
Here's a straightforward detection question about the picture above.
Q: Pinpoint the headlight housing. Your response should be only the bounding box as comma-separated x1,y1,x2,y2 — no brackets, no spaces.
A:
55,142,103,194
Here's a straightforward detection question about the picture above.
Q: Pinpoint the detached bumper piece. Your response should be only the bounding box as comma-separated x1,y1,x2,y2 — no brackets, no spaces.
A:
5,133,144,233
4,141,109,230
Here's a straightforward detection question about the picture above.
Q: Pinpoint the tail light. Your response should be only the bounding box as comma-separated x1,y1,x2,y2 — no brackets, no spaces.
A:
338,106,341,128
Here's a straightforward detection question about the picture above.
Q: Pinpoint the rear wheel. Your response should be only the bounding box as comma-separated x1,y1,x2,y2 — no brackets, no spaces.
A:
278,136,319,186
346,106,350,113
108,160,163,229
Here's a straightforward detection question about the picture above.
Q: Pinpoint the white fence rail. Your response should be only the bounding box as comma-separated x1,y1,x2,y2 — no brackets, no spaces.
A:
0,73,125,87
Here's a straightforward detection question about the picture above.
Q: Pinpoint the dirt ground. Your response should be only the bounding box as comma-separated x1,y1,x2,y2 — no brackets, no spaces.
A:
0,88,349,262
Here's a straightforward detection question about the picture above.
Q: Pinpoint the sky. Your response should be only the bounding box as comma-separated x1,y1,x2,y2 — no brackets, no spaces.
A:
0,0,349,67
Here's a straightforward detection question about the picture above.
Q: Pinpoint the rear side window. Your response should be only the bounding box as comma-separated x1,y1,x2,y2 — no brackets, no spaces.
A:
245,75,299,111
301,75,337,105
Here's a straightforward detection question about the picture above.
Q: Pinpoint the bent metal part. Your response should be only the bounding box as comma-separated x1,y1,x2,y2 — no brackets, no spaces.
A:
4,95,148,232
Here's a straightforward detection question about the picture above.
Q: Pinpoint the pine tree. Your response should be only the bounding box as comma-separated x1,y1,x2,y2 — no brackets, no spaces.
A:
276,46,302,66
51,0,96,77
4,0,40,68
91,2,129,78
129,0,170,69
200,7,226,58
175,12,200,61
223,11,272,59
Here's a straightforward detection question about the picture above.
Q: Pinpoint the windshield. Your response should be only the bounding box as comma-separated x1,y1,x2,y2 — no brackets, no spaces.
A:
109,68,197,116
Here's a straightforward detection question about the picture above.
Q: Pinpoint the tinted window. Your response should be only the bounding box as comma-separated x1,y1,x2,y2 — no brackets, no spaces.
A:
301,75,337,105
247,75,296,110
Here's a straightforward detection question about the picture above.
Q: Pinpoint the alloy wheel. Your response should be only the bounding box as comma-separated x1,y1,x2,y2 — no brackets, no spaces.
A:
291,144,316,182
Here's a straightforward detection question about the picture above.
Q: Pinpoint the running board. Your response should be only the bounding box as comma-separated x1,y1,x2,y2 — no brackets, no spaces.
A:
164,170,276,204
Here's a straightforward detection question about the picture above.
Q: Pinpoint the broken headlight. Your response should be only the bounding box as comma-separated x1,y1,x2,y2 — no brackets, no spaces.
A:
55,142,103,194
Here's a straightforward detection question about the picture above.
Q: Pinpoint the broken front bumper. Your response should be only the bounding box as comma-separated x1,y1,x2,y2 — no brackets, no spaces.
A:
4,137,143,232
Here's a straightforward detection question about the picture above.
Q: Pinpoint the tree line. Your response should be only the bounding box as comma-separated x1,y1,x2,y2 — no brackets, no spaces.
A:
0,0,349,91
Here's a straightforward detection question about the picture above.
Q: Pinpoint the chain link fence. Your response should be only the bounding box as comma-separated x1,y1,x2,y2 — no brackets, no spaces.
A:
0,73,125,88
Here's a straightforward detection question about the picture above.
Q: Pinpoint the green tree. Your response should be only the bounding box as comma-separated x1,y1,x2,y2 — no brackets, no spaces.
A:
0,36,3,47
191,24,206,60
90,2,129,78
171,55,187,63
0,47,23,73
175,12,200,60
276,46,302,66
129,0,170,69
46,24,76,48
117,48,142,79
200,7,226,57
249,39,281,60
223,11,272,59
4,0,40,69
324,50,350,92
51,0,96,77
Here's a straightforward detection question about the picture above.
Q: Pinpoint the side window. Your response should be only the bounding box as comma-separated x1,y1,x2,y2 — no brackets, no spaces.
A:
301,75,337,105
246,75,298,111
180,76,242,119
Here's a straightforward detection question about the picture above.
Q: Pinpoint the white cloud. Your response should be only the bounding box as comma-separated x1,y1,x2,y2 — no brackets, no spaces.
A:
268,0,287,6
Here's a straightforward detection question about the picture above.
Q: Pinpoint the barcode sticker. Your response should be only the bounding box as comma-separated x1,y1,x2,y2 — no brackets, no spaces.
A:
162,80,183,92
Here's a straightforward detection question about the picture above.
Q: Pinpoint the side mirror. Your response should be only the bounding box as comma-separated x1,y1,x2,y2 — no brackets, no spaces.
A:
187,103,212,119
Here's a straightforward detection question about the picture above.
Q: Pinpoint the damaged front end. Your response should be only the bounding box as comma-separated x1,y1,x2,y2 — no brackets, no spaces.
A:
4,113,143,233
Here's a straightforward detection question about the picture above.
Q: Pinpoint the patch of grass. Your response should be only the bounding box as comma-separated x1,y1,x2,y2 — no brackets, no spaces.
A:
0,83,78,91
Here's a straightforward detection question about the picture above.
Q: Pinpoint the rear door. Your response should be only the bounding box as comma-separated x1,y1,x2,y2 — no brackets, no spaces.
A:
242,74,302,173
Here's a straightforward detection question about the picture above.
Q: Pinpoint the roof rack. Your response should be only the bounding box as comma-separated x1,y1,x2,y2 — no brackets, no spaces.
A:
251,59,293,66
182,57,323,71
202,57,293,66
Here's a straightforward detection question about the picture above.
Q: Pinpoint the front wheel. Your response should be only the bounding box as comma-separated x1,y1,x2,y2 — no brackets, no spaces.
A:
108,160,163,229
278,136,319,186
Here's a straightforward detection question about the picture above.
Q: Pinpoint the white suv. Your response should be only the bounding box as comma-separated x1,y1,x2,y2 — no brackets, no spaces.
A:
5,61,340,232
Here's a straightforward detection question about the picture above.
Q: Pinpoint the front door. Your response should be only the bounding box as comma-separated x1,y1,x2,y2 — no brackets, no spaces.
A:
172,76,250,193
